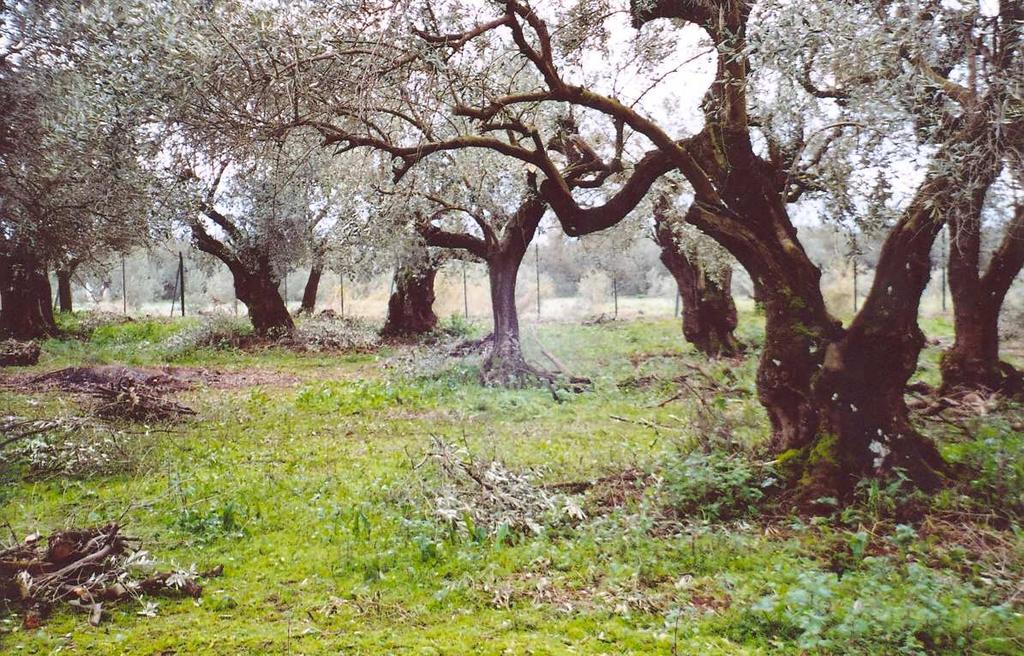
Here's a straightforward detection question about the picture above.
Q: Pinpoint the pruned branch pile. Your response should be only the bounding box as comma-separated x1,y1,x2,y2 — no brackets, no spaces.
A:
0,340,40,367
1,523,216,627
88,377,195,421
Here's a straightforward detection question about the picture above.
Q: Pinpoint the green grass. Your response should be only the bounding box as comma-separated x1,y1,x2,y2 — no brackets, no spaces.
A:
2,313,1022,654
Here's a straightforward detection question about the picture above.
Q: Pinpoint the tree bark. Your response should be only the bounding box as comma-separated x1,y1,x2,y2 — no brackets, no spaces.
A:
232,264,294,337
0,248,58,340
419,194,547,386
56,268,73,314
809,111,1006,496
941,204,1024,394
298,259,324,315
381,260,439,338
481,251,532,386
653,205,740,357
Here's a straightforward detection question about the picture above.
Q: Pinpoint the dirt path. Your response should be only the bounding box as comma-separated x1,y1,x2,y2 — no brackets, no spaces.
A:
0,365,302,394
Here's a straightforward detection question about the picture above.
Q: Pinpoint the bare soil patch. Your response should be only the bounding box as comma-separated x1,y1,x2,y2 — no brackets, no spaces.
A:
0,365,301,394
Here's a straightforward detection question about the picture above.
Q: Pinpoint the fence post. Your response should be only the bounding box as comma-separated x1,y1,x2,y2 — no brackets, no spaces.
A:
462,260,469,318
178,252,185,317
339,273,345,317
852,259,858,313
121,255,127,315
613,276,618,319
674,291,680,318
534,243,540,318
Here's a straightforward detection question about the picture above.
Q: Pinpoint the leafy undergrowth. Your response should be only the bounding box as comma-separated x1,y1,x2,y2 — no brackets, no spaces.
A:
2,314,1022,654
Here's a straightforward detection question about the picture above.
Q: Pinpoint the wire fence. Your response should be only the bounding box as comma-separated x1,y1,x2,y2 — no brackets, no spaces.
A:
50,244,1023,328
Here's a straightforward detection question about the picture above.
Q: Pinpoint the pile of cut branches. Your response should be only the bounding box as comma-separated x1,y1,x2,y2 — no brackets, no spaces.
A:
448,333,494,357
1,523,216,627
0,340,40,367
426,439,585,537
0,416,75,452
1,414,143,480
88,376,195,421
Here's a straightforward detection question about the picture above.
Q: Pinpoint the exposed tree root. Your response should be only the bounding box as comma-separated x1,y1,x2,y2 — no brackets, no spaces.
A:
480,345,590,399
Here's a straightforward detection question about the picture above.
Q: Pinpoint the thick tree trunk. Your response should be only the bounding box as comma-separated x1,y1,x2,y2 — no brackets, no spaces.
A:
381,261,439,338
189,207,295,336
232,265,294,337
755,287,832,452
941,205,1024,394
676,186,841,456
814,285,946,496
298,261,323,315
481,252,532,386
653,211,740,357
941,299,1019,393
419,194,548,387
808,114,1005,496
0,249,58,340
56,268,73,314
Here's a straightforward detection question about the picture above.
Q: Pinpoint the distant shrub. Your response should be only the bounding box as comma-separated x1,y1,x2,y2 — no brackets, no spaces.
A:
292,316,380,352
161,315,253,359
91,318,183,346
437,313,476,338
58,311,135,339
659,449,776,521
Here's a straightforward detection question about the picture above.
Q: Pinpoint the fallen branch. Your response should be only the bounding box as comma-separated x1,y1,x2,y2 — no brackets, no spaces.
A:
609,414,676,431
528,328,568,375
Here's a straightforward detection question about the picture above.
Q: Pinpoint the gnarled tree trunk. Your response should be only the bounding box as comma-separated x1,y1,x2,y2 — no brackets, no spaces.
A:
809,111,1006,496
189,206,295,338
672,166,841,457
481,250,532,385
941,204,1024,394
232,263,294,337
419,195,547,387
813,230,946,496
0,248,58,340
381,260,439,338
56,268,73,314
653,205,740,357
298,259,324,315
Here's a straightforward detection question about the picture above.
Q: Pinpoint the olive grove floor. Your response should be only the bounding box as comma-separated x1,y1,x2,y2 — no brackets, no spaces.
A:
1,313,1022,655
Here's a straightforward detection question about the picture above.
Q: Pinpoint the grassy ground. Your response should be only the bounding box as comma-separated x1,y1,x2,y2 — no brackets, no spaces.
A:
1,311,1022,655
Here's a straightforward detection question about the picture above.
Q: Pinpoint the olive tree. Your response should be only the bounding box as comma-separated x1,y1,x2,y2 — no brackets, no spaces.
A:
0,1,156,337
335,0,1020,496
942,160,1024,394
